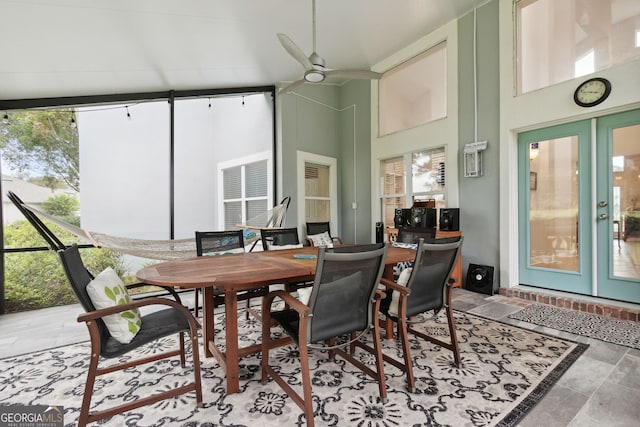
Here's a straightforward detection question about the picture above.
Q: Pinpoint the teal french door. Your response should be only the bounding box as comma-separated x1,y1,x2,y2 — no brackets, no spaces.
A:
518,120,592,295
596,110,640,303
519,109,640,304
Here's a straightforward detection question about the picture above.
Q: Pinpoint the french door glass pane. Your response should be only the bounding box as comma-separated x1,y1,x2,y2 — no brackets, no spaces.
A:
529,136,579,272
613,124,640,279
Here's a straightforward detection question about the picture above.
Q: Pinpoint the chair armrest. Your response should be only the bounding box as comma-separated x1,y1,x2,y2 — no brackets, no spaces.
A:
126,282,183,304
77,297,193,324
379,277,411,295
374,289,387,300
332,236,343,245
265,289,312,317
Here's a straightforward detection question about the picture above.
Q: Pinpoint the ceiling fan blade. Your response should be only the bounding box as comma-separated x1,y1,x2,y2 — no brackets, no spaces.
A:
324,69,383,80
277,33,313,70
279,79,307,94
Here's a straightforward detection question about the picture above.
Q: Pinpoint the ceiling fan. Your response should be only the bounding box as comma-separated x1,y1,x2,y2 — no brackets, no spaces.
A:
277,0,382,94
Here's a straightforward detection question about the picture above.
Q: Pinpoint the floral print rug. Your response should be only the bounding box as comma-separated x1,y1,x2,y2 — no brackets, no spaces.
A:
0,310,587,426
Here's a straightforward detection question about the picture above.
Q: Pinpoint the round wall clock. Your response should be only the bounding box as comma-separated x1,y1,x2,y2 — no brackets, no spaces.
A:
573,77,611,107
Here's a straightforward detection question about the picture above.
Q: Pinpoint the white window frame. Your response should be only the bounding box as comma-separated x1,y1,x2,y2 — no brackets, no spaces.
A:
297,151,338,238
217,150,273,229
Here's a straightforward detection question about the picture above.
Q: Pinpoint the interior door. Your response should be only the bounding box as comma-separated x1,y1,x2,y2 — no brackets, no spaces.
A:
596,109,640,303
518,120,592,294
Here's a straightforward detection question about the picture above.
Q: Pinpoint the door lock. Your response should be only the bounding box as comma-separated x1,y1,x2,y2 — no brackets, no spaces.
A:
598,201,608,207
599,213,608,220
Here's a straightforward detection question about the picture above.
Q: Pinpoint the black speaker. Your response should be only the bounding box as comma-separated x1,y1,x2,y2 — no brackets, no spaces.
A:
425,208,437,229
466,264,495,295
411,208,426,228
402,209,412,227
439,208,460,231
411,207,437,229
394,209,404,228
375,222,384,243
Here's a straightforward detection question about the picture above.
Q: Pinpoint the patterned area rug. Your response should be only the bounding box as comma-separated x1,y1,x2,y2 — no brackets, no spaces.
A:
509,303,640,350
0,311,587,426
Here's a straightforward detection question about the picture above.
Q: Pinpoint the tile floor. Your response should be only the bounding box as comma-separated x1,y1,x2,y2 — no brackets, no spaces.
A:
1,288,638,426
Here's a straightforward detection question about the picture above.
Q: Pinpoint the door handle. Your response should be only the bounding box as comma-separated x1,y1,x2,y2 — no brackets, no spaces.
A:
598,213,608,220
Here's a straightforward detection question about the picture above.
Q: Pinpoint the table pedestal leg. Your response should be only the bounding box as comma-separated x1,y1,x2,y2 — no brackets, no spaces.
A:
224,292,239,394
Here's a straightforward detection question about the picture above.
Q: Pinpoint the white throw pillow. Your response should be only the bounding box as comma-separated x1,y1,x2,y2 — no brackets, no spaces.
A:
202,247,245,256
86,267,142,344
388,267,413,317
269,243,304,251
307,231,334,248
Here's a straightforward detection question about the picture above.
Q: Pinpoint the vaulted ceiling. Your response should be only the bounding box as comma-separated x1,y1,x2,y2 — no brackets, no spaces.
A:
0,0,480,100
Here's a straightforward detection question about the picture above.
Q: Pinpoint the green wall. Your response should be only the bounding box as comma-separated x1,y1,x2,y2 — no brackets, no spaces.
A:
457,0,500,285
280,0,501,283
278,82,372,244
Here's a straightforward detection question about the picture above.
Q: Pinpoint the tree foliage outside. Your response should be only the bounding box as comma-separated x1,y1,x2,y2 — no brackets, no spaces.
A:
0,110,80,192
1,112,157,312
3,192,127,313
3,219,125,312
41,193,81,226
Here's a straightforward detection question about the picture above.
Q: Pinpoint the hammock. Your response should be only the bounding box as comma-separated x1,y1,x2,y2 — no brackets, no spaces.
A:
7,191,290,260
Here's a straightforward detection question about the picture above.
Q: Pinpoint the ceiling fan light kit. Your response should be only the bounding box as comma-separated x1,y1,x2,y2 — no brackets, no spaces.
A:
278,0,381,93
304,70,325,83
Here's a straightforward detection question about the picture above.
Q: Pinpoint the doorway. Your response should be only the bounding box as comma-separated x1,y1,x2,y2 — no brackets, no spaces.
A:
518,109,640,304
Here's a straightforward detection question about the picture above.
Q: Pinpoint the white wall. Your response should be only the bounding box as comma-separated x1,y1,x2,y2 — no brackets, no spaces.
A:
79,94,273,242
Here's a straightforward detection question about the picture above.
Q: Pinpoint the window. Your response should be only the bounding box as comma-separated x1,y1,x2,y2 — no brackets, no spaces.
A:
379,42,447,135
380,148,447,228
380,157,406,228
517,0,640,94
218,153,271,230
304,163,330,222
296,151,338,236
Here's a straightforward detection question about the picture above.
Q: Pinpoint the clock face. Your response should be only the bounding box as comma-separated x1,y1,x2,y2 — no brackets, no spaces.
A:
573,77,611,107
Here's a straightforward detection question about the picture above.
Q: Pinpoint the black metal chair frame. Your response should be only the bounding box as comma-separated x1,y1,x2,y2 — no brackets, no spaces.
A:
260,226,301,250
305,221,342,245
195,230,268,320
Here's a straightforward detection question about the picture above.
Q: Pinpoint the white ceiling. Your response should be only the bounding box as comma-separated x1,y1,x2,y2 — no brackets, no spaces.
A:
0,0,479,100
